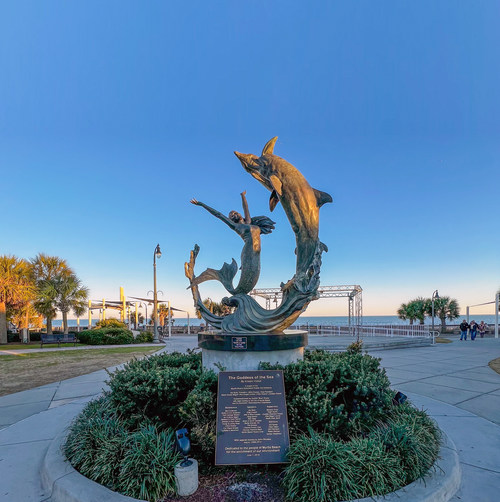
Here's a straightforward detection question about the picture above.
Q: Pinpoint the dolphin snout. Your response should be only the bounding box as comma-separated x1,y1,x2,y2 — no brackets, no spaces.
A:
234,151,248,161
234,151,257,170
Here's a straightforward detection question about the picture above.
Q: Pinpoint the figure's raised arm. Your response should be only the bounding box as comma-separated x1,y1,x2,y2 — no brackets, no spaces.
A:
190,198,236,229
240,191,251,224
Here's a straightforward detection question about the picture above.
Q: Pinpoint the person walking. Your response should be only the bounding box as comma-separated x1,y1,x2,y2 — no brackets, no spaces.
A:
470,320,478,340
479,321,487,338
459,319,469,340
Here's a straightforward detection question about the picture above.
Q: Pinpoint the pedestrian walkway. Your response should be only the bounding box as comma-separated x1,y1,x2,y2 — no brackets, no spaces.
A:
0,336,499,501
378,338,500,425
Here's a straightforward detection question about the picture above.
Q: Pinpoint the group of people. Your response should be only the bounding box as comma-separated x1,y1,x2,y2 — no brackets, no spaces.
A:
459,320,487,340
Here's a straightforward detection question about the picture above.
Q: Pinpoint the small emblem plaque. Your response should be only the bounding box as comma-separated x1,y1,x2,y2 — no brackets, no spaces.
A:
231,336,247,350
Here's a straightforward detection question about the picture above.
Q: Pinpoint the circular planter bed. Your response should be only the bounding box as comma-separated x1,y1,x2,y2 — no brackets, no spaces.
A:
52,347,460,502
42,428,460,502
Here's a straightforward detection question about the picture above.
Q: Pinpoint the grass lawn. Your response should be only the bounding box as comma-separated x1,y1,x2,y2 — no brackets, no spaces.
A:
489,357,500,375
0,346,159,397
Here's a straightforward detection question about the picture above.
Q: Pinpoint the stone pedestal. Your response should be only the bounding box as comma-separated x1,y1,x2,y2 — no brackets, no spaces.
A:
174,459,198,497
198,330,308,373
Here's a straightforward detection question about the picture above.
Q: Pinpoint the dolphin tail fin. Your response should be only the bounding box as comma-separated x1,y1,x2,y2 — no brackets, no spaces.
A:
313,188,333,207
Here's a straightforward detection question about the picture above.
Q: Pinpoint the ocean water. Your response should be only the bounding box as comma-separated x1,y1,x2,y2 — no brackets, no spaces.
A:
53,314,499,328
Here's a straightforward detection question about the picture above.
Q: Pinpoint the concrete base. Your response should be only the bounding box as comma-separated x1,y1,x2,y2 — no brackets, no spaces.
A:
202,346,304,372
198,331,308,372
174,459,198,497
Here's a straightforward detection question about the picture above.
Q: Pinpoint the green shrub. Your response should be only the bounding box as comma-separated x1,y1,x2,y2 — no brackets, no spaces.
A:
30,332,41,341
78,327,134,345
283,404,441,502
134,331,154,343
64,396,180,502
370,403,441,484
66,348,440,500
64,396,129,489
95,319,128,329
179,369,218,465
7,332,42,342
108,351,202,427
261,349,393,439
117,425,180,501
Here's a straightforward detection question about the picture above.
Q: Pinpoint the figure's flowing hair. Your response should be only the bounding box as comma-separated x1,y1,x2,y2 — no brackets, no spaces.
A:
250,215,275,234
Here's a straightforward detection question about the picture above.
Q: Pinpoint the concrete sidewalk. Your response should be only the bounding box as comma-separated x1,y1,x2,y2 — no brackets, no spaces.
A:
0,336,499,501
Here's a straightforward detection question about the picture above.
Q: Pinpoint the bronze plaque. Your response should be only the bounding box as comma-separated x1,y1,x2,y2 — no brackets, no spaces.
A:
215,370,290,465
231,336,247,350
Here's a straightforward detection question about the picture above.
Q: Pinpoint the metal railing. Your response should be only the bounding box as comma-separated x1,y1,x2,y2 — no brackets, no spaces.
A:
294,324,432,338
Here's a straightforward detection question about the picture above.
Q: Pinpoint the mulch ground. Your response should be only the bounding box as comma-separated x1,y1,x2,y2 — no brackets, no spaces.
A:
163,471,285,502
489,357,500,375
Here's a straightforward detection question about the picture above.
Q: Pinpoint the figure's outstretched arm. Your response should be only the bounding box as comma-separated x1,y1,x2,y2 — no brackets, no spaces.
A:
240,191,251,224
190,199,236,229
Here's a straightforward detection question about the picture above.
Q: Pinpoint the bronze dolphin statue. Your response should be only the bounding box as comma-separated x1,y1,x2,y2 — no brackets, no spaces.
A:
234,137,332,290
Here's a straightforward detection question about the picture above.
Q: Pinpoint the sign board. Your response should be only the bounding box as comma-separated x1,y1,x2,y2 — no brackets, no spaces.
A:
215,370,290,465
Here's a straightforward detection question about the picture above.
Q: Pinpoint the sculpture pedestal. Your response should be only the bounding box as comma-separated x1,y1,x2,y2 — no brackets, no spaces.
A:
198,331,308,373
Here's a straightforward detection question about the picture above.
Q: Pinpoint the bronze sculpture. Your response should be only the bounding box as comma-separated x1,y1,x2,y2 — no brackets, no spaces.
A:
185,137,332,334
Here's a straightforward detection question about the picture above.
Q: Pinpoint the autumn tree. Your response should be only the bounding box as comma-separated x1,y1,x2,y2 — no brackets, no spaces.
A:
0,256,35,344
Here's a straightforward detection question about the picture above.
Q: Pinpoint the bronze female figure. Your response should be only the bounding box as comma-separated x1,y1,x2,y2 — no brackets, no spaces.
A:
189,191,275,295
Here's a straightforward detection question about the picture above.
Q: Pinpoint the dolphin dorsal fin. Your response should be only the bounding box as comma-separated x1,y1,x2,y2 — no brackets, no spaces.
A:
313,188,333,207
262,136,278,156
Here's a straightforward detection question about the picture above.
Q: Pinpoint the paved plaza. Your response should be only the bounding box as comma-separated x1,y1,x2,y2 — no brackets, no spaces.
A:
0,336,499,501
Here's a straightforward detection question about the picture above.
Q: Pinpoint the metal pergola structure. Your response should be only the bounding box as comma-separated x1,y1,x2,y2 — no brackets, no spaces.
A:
250,285,363,333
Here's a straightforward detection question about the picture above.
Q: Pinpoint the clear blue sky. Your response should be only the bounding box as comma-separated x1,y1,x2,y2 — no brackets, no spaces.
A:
1,1,499,317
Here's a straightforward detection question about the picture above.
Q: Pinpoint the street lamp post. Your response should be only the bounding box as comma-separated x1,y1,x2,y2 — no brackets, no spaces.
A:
153,244,162,343
431,290,439,345
168,300,172,338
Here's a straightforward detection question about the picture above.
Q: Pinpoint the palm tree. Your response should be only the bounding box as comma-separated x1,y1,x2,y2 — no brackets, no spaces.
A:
212,300,234,316
398,298,428,325
158,303,174,327
73,303,87,330
201,298,234,316
31,254,72,334
397,301,419,325
196,298,214,319
426,296,460,331
412,297,427,325
129,312,144,330
0,256,35,344
49,275,89,334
